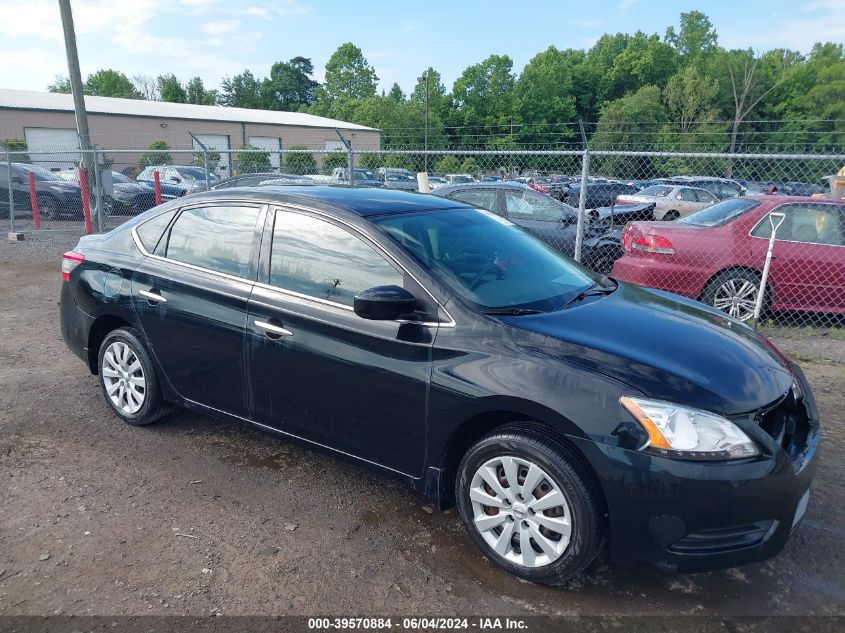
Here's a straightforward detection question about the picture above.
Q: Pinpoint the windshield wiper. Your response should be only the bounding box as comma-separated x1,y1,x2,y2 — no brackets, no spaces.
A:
482,307,545,316
556,278,617,312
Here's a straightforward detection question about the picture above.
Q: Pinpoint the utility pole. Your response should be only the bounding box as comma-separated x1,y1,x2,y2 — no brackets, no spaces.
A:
58,0,96,224
417,71,430,173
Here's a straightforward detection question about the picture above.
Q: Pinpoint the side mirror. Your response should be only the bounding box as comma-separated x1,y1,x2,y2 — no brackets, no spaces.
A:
354,285,418,321
170,176,181,183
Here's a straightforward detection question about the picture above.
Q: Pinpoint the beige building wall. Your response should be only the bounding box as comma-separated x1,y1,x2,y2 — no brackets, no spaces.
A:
0,108,381,170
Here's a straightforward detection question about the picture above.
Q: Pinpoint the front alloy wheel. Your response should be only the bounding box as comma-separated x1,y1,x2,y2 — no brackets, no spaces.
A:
470,456,572,568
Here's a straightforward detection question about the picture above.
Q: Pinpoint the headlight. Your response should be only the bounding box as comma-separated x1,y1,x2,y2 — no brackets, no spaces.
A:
620,396,759,460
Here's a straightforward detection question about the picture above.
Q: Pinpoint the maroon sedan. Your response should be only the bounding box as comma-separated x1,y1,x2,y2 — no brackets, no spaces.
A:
612,196,845,322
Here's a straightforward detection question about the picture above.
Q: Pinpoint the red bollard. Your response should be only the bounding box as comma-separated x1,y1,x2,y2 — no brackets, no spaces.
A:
28,172,41,230
78,168,93,235
153,170,162,206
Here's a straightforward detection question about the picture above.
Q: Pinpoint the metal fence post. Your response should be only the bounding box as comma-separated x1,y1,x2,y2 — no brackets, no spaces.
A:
574,121,590,263
93,149,105,232
6,152,15,234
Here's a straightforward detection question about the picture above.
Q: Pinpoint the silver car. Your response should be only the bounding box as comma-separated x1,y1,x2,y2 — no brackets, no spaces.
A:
617,184,718,221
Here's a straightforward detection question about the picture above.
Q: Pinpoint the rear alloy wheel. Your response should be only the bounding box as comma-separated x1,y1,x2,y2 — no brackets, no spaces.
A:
37,195,59,220
456,427,604,585
703,270,765,322
97,327,173,425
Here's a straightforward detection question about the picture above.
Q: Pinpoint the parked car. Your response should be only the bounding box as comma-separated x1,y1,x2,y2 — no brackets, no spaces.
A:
557,181,639,208
612,196,845,321
427,176,449,189
658,176,746,200
445,173,476,184
330,167,383,187
617,184,719,220
58,169,187,211
212,173,313,189
433,182,648,273
377,167,416,182
136,165,220,191
0,162,83,219
258,177,317,187
383,172,419,191
481,175,502,182
60,186,818,585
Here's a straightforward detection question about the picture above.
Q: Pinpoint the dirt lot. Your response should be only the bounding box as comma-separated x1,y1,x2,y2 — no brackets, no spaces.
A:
1,232,844,618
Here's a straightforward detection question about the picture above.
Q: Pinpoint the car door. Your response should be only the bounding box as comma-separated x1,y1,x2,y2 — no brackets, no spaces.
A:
246,207,440,475
750,202,845,311
130,202,265,416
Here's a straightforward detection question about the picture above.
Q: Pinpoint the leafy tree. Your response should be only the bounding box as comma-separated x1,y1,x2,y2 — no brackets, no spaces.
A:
218,70,262,108
665,11,719,65
186,77,217,105
1,138,30,162
157,73,187,103
514,46,578,146
358,153,383,170
48,75,71,93
607,32,678,98
237,146,272,173
260,57,319,110
382,154,414,170
434,155,462,174
451,54,517,148
284,145,316,174
459,157,481,176
664,66,720,135
323,151,349,171
84,69,141,98
387,83,405,102
323,43,378,103
139,140,172,166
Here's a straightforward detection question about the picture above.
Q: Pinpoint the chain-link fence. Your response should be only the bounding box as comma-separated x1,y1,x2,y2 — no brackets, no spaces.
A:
3,141,844,330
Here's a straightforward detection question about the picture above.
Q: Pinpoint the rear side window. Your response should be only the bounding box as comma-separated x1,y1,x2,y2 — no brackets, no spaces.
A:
136,209,176,252
449,189,498,213
164,205,261,277
269,211,403,306
679,198,759,227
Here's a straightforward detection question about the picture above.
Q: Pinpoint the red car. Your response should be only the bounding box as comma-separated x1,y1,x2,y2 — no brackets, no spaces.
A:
612,196,845,322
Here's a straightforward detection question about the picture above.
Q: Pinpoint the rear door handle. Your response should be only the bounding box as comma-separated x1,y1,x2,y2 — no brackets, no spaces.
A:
254,320,293,337
139,289,167,304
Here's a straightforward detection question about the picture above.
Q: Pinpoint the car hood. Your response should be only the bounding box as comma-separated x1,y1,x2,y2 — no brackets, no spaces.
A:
502,282,793,416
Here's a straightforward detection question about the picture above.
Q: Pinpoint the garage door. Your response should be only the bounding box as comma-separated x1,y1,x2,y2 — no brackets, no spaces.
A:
248,136,281,169
191,134,230,176
24,128,80,171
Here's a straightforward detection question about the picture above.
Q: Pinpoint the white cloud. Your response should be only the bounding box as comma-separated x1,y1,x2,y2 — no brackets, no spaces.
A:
579,18,603,27
242,6,270,17
201,19,240,35
618,0,637,9
720,11,845,53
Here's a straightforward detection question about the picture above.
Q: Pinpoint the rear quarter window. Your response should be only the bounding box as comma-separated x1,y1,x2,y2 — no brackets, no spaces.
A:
136,209,176,253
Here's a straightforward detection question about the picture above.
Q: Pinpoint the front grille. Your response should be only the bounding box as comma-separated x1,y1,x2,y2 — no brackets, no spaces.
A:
669,521,774,555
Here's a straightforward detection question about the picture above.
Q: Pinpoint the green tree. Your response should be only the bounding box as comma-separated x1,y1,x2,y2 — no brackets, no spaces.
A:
459,157,481,176
451,54,517,148
665,11,719,66
387,83,405,102
260,56,319,110
358,152,383,170
157,73,187,103
139,140,172,166
664,66,720,135
514,46,578,146
48,75,71,93
237,146,272,173
218,70,262,108
433,155,462,174
284,145,317,174
323,43,378,103
84,69,141,98
185,77,217,105
1,138,30,162
323,151,349,171
607,32,678,98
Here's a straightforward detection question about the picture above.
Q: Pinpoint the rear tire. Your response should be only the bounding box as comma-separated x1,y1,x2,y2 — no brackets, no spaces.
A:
701,269,766,323
37,194,59,220
97,327,173,426
455,426,604,586
662,210,680,221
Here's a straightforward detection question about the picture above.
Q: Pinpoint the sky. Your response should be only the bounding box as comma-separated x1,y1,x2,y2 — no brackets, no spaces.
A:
0,0,843,97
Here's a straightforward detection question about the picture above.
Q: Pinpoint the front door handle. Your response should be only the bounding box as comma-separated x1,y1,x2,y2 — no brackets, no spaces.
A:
139,289,167,304
254,320,293,337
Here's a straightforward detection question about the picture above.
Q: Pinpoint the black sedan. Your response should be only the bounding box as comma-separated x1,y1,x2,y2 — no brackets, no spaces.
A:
1,162,84,219
557,181,640,208
60,187,817,585
432,182,652,274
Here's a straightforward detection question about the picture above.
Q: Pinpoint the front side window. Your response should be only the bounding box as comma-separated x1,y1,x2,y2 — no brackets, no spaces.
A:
503,189,575,222
752,203,845,246
375,208,595,311
678,188,698,201
269,211,403,306
640,185,672,197
449,189,498,213
164,205,261,277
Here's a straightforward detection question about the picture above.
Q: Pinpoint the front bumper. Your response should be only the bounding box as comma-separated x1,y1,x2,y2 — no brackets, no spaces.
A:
572,363,819,573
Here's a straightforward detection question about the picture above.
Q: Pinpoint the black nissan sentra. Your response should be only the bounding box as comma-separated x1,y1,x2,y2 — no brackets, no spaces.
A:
60,186,818,585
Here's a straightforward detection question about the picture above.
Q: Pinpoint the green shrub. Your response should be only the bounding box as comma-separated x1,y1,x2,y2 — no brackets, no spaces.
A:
284,145,317,174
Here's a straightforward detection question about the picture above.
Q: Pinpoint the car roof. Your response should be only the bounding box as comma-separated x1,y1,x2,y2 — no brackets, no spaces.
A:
182,185,469,218
433,181,536,197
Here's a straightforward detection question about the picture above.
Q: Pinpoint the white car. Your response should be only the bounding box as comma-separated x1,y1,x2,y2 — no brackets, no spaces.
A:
616,184,718,221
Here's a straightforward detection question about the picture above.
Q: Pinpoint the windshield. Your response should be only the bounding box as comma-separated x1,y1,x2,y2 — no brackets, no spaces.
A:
18,164,63,182
451,175,474,184
679,198,760,227
639,185,673,197
505,189,576,222
110,171,132,183
374,208,595,311
177,166,219,182
354,169,376,180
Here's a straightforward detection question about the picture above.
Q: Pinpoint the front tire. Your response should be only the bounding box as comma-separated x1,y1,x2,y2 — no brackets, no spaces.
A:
37,194,59,220
97,327,172,426
455,427,604,585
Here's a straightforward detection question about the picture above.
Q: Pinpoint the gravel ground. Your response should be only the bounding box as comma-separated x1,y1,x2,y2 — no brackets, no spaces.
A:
1,231,843,618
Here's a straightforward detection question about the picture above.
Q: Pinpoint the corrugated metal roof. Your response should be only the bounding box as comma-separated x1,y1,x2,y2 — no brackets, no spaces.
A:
0,89,377,131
